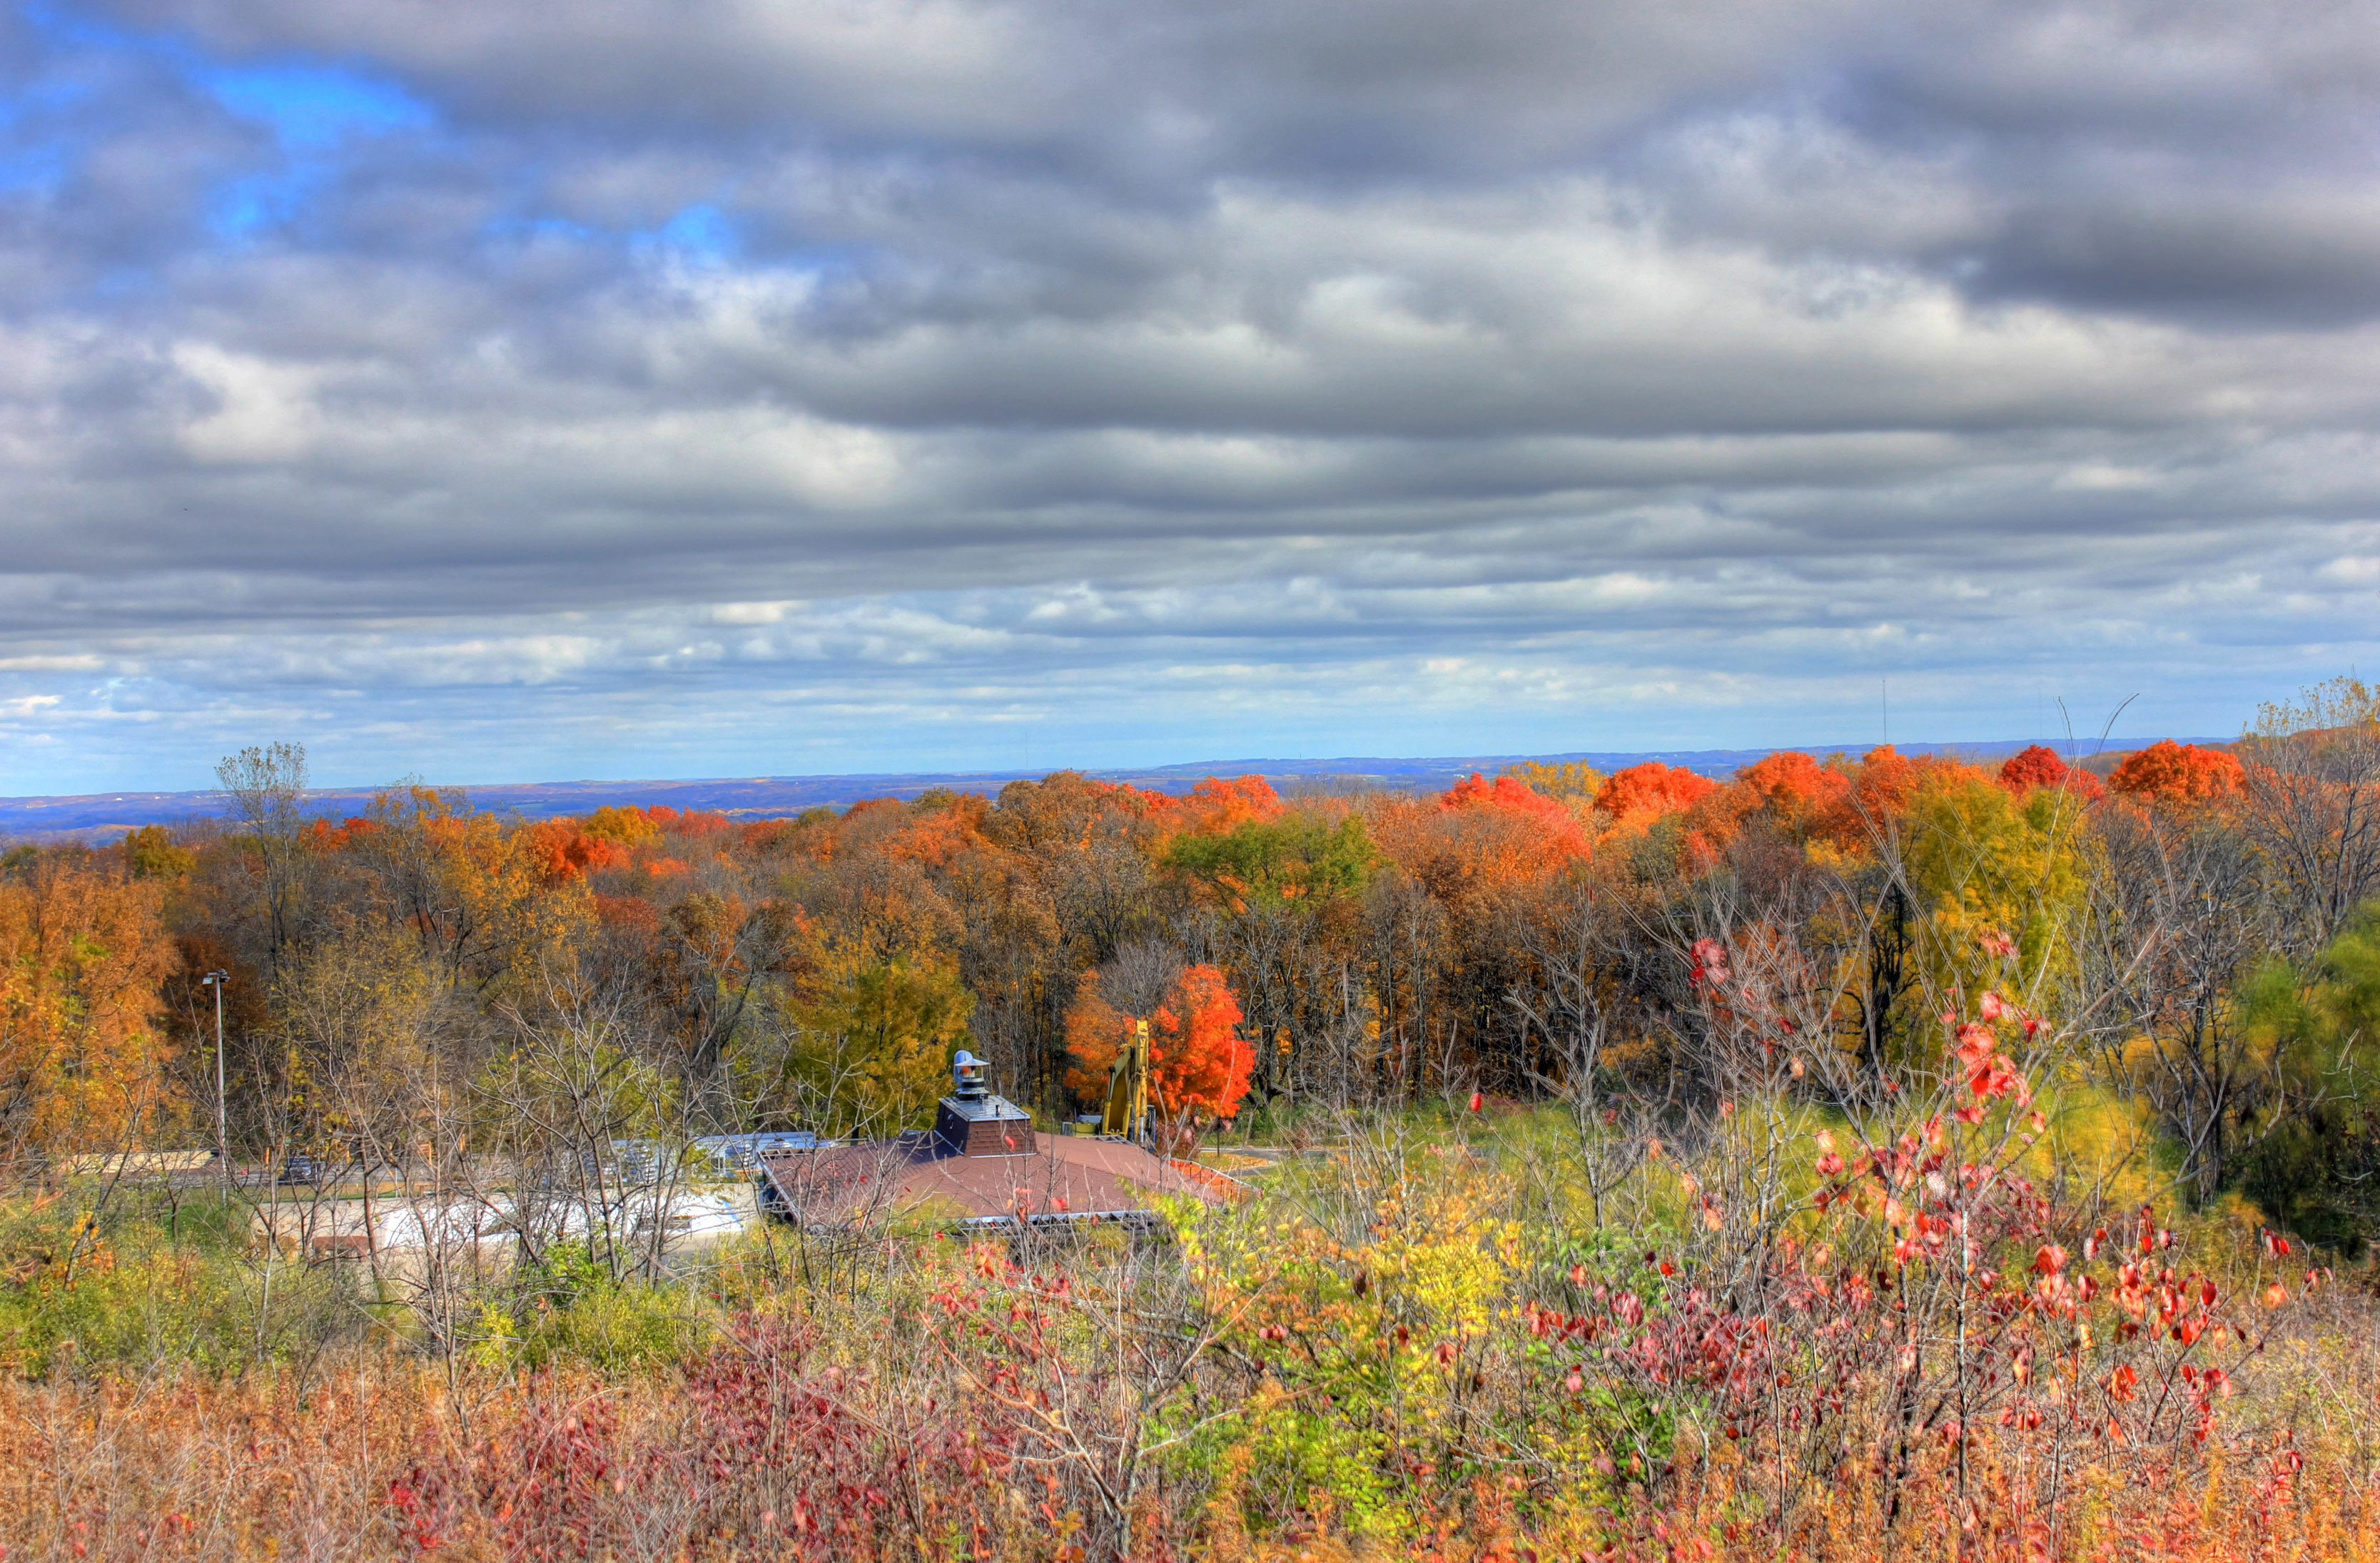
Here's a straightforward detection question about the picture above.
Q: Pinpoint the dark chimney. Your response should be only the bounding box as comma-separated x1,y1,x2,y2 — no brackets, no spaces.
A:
936,1051,1034,1156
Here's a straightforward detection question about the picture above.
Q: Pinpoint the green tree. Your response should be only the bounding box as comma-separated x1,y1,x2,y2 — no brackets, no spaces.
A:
2238,905,2380,1252
118,826,195,882
1166,814,1379,913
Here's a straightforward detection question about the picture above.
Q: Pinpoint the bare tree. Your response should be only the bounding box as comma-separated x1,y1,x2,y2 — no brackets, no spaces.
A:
2081,805,2282,1202
214,742,310,979
2239,695,2380,955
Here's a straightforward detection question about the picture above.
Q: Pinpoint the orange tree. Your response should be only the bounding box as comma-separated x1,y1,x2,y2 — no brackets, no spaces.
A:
1065,963,1252,1125
2111,741,2245,807
0,849,178,1170
1596,762,1717,826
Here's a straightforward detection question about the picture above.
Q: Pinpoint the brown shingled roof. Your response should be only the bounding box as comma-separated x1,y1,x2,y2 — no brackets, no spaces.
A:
759,1130,1235,1230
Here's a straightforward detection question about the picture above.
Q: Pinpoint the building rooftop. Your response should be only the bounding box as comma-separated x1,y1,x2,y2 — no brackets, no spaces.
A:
759,1053,1245,1231
758,1120,1237,1230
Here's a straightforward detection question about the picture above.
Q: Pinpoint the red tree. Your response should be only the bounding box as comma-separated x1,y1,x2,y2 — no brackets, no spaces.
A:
1997,744,2107,800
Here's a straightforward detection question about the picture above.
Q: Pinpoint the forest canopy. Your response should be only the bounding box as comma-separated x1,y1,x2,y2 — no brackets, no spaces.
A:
6,693,2379,1255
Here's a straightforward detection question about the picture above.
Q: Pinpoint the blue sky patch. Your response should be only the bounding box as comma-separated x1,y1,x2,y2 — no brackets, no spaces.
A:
202,66,432,150
649,203,740,262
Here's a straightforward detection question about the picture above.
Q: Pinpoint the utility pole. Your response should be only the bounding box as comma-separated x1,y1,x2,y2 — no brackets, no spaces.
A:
201,971,229,1191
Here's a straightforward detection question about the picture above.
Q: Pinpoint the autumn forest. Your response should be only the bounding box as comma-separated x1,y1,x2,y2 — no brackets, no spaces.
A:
7,681,2380,1560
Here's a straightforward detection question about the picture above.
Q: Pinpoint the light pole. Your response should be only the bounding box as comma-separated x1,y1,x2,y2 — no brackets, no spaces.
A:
201,971,229,1189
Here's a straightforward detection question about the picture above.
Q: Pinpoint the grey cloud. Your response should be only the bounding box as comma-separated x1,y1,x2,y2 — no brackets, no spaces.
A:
1951,194,2380,328
2,0,2378,792
106,0,1878,171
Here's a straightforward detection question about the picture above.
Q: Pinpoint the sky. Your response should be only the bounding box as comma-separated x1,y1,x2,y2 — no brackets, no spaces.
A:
2,0,2376,794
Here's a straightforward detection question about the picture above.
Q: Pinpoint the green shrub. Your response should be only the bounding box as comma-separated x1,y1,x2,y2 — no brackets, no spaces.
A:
517,1276,709,1370
512,1240,711,1370
0,1195,356,1378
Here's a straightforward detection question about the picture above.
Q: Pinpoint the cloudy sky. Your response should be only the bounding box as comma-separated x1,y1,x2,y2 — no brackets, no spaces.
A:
2,0,2376,793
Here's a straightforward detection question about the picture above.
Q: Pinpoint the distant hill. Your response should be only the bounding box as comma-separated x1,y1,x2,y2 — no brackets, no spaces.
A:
0,739,2212,841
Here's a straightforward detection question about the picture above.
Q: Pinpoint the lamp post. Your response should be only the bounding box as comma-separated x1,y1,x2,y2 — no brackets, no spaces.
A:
200,971,229,1190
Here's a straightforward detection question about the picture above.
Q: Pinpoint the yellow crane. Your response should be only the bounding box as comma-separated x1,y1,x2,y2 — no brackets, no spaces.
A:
1101,1018,1150,1141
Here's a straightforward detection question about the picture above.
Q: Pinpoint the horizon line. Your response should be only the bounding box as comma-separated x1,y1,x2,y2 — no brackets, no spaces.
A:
0,734,2226,838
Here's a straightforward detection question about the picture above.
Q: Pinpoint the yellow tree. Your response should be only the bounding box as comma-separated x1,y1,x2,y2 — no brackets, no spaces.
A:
790,941,976,1133
1900,774,2090,1013
1498,759,1604,822
266,924,448,1161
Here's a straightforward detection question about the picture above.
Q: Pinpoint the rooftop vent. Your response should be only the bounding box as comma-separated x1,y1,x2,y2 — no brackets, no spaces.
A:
952,1049,988,1102
936,1051,1033,1156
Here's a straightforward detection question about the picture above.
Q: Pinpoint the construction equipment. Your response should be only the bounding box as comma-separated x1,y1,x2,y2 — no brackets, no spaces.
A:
1101,1019,1150,1141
